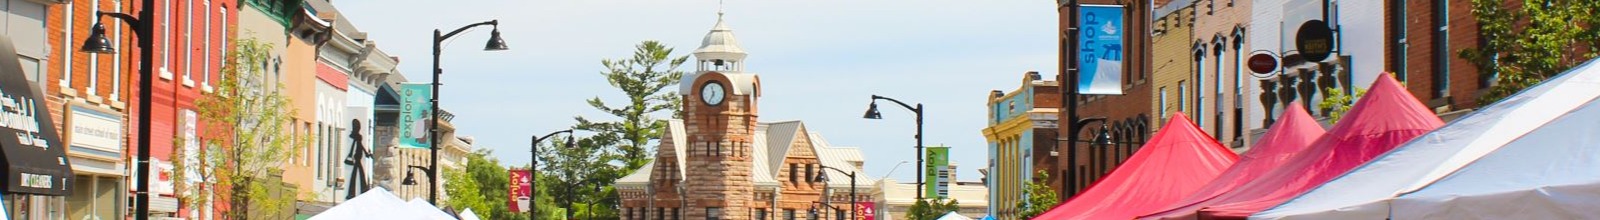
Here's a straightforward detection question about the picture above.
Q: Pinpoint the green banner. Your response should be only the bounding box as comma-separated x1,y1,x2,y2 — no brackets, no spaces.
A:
398,83,433,149
925,146,950,199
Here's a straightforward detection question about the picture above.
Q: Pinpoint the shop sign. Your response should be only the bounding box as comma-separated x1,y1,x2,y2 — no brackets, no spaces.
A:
68,105,123,159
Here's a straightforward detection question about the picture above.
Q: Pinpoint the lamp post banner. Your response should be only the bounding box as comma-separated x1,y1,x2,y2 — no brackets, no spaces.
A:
398,83,433,149
855,202,875,220
1077,4,1126,95
925,146,950,199
509,169,533,212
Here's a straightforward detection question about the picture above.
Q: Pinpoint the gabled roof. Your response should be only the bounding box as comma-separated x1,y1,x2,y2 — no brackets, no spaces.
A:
764,121,804,177
616,120,869,189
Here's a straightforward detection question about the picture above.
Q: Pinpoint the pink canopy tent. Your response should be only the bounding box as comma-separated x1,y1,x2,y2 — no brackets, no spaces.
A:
1137,103,1326,219
1031,113,1239,220
1143,73,1443,220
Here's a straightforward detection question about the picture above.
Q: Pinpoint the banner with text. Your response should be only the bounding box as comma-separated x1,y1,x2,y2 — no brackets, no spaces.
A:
398,83,433,149
925,146,951,199
510,169,533,212
855,202,876,220
1078,4,1126,95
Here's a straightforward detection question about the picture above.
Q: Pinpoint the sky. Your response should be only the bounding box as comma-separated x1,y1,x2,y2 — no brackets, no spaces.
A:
331,0,1059,183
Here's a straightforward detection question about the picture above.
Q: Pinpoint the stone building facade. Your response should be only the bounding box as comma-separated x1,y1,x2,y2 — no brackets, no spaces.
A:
614,11,871,220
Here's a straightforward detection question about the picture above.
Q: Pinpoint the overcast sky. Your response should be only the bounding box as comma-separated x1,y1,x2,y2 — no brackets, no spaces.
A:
332,0,1059,183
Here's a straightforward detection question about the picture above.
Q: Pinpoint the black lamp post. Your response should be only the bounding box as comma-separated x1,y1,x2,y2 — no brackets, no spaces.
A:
863,95,923,201
429,20,509,204
814,165,857,220
79,1,154,219
529,129,575,220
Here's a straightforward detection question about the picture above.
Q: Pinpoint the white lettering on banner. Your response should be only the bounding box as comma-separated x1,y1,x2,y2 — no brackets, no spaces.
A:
0,94,49,149
20,172,52,188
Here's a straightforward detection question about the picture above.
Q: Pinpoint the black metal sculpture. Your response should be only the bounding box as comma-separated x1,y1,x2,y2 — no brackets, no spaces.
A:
345,119,372,199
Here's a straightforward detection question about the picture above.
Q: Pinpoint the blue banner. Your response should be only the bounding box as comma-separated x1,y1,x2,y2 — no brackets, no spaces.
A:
1079,5,1125,95
398,83,433,149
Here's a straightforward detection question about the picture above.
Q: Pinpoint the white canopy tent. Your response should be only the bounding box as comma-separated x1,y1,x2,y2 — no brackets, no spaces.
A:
936,211,973,220
459,208,481,220
407,198,459,219
1253,59,1600,219
1390,90,1600,219
310,188,420,220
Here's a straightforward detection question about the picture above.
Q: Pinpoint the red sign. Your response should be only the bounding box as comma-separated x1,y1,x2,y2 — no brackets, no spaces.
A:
510,170,533,212
854,202,876,220
1248,52,1280,75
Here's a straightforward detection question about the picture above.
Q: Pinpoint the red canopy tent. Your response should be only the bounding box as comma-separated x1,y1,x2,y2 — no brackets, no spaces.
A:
1137,103,1326,219
1142,73,1443,220
1031,113,1239,220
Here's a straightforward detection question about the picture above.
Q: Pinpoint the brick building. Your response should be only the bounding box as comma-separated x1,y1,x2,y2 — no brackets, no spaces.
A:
980,71,1058,220
1189,0,1252,150
1052,0,1155,198
1388,0,1489,118
614,12,871,220
1149,2,1194,132
45,0,237,218
45,0,136,219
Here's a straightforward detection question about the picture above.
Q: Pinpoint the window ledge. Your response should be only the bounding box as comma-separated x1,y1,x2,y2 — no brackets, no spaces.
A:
159,67,174,80
201,84,214,93
182,78,195,88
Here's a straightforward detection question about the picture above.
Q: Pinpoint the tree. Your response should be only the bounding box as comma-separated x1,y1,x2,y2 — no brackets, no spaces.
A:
1317,87,1367,122
177,36,307,219
1460,0,1600,105
1015,171,1061,219
444,149,549,220
574,40,690,171
535,134,616,220
904,199,961,220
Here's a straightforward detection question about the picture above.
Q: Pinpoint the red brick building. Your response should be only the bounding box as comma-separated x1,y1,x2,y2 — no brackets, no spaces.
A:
1387,0,1488,118
44,0,236,218
614,12,871,220
1052,0,1156,198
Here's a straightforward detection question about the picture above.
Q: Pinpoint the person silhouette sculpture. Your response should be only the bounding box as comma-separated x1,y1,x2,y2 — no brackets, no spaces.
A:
345,119,372,199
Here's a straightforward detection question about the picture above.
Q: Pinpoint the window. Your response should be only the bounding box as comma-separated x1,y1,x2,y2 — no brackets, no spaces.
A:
1159,87,1168,117
1432,0,1450,99
784,209,796,220
756,209,768,220
674,208,682,220
1196,50,1207,127
658,208,665,220
88,1,99,95
204,2,213,88
835,209,845,220
316,125,325,179
184,0,194,84
707,207,721,220
1178,81,1188,113
790,164,799,184
805,164,815,185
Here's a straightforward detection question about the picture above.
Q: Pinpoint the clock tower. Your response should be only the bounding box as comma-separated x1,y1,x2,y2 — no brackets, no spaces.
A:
680,9,761,220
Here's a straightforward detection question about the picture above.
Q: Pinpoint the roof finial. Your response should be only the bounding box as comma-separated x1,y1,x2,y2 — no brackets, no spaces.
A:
717,0,725,20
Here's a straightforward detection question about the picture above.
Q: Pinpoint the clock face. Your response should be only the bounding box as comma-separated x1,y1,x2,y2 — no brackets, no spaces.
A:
701,82,726,106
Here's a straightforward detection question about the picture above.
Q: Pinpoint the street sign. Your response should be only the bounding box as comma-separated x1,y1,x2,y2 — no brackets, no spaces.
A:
1248,52,1280,76
1296,20,1334,62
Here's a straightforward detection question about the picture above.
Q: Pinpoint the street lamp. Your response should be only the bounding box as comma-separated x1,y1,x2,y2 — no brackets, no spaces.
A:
529,129,575,220
402,165,435,186
814,165,858,220
79,2,155,219
863,95,924,201
429,20,508,204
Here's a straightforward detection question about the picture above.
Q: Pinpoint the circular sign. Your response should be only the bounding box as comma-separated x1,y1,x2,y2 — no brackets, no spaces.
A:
1296,20,1334,62
1247,52,1279,76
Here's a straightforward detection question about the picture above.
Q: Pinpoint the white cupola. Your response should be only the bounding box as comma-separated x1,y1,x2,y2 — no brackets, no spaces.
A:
694,10,747,73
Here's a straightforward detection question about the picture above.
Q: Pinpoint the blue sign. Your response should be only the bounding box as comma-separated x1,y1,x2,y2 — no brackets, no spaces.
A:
1079,5,1125,95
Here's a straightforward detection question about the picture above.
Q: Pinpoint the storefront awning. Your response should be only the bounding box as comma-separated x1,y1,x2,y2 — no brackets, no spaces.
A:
0,34,72,196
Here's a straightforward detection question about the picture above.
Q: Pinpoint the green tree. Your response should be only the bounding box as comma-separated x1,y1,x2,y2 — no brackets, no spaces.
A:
536,134,616,220
905,199,961,220
1317,88,1367,122
177,36,306,219
1460,0,1600,105
444,149,551,220
575,40,690,171
1015,171,1061,219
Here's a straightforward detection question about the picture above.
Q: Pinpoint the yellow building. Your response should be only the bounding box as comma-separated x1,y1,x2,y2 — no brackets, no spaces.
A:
980,71,1058,220
1149,3,1196,131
